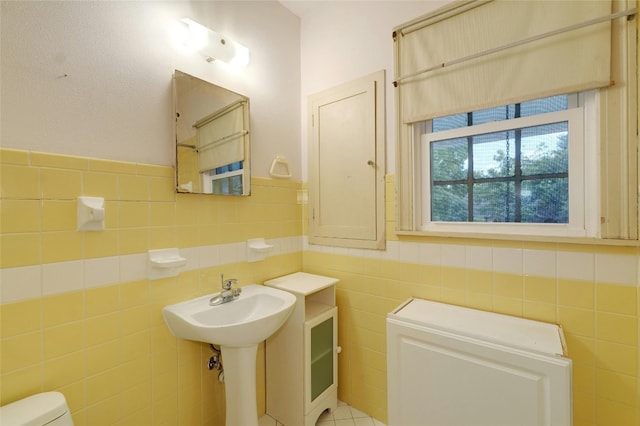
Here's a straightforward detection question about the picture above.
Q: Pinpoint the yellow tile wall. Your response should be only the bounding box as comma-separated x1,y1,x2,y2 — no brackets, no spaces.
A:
0,148,303,425
304,250,640,425
302,174,640,426
2,148,639,426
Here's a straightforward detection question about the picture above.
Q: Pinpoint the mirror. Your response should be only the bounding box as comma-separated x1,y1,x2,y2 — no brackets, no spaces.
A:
174,70,251,195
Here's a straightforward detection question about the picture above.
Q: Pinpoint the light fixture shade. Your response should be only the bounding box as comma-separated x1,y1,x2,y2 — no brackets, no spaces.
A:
181,18,250,68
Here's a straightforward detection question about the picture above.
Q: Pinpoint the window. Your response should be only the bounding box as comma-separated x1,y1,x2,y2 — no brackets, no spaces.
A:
203,161,244,195
393,0,638,241
417,93,598,238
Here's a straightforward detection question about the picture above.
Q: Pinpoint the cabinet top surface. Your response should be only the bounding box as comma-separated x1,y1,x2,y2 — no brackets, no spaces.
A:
264,272,338,295
388,298,567,357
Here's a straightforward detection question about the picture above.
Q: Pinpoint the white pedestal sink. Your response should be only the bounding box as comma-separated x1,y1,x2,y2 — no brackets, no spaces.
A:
162,284,296,426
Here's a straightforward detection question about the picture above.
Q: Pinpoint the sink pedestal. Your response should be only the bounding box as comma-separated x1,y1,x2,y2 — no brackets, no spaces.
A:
221,345,259,426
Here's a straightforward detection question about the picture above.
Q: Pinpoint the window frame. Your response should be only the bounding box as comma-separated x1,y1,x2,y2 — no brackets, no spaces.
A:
414,92,599,239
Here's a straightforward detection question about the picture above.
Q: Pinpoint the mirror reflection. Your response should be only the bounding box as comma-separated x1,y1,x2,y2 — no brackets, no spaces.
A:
174,70,251,195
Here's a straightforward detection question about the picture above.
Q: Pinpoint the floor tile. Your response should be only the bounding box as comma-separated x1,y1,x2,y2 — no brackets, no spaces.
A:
350,407,370,418
258,400,385,426
258,415,277,426
335,420,356,426
333,405,354,420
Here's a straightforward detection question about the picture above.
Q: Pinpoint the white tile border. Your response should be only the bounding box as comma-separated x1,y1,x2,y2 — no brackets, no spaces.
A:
398,241,420,264
419,242,441,266
85,256,120,288
380,240,399,261
492,246,523,275
199,245,220,268
0,236,304,304
557,250,594,282
2,237,638,304
441,244,466,268
523,249,557,279
595,252,637,286
119,253,147,282
305,238,638,286
465,245,492,271
42,260,84,296
0,265,42,304
179,247,200,271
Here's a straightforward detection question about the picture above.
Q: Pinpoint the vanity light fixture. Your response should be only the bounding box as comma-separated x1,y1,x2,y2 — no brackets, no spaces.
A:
181,18,250,69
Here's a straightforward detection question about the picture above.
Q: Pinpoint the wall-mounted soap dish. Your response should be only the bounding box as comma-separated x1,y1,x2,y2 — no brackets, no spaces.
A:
247,238,273,262
149,248,187,280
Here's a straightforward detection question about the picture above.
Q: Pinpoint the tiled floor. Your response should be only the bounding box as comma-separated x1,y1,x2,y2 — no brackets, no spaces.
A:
258,400,386,426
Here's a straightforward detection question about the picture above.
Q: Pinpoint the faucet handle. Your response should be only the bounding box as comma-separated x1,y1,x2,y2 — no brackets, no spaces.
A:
222,277,238,290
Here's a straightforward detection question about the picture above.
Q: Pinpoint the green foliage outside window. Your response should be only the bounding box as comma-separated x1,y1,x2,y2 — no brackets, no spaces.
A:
429,97,570,224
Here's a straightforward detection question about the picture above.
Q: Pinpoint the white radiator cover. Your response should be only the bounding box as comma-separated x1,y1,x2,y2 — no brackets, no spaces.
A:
387,298,572,426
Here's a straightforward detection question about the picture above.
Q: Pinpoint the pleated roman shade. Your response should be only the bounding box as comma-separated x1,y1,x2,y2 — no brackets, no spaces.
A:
196,99,248,172
394,0,613,123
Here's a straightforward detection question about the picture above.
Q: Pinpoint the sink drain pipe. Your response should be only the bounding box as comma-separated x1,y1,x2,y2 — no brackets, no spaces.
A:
208,344,225,383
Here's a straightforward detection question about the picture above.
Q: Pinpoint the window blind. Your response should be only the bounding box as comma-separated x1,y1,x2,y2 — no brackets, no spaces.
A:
196,100,248,172
394,0,613,123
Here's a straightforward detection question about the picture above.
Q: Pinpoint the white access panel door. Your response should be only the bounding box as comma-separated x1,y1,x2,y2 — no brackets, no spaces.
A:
387,299,572,426
308,70,385,249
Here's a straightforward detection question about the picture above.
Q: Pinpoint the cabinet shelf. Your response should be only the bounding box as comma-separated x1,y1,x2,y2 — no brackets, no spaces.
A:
306,301,333,321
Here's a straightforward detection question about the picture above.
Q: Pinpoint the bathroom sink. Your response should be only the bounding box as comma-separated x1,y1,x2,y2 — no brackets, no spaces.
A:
162,284,296,347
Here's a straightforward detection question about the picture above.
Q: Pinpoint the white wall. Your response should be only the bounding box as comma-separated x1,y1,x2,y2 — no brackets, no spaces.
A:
285,0,448,178
0,1,302,179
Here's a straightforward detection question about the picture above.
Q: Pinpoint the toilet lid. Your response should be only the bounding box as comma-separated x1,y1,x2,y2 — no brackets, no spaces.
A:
0,392,68,426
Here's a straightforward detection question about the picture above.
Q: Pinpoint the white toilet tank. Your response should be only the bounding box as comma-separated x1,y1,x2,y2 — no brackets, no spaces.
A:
0,392,74,426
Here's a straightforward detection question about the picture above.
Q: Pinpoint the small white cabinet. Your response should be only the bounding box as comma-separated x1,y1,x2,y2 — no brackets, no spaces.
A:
265,272,339,426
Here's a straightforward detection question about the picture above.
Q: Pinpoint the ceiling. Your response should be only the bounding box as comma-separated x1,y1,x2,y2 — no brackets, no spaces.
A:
279,0,328,19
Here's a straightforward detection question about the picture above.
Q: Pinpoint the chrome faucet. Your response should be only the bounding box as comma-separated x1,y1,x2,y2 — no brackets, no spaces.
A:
209,275,242,305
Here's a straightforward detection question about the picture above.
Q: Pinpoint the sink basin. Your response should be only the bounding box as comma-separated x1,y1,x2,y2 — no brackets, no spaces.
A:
162,284,296,347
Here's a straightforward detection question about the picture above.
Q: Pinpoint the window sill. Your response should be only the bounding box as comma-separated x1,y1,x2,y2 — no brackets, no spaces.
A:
395,229,640,247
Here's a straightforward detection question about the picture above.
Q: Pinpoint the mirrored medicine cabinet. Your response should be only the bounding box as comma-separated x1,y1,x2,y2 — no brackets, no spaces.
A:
174,70,251,196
